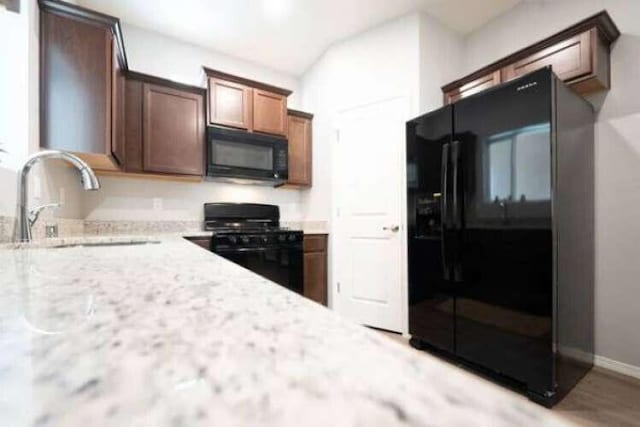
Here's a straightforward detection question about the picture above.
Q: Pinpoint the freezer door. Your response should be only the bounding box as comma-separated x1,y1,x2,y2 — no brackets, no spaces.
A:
406,105,456,353
453,68,554,396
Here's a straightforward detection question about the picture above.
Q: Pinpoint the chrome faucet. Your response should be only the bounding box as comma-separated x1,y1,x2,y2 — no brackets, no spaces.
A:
16,150,100,242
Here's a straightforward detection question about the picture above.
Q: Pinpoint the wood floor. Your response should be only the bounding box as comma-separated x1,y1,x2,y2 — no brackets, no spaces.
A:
376,330,640,426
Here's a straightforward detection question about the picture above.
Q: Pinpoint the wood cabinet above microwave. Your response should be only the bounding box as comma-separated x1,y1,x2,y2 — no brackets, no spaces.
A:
39,0,128,171
207,77,253,130
203,67,292,137
442,11,620,104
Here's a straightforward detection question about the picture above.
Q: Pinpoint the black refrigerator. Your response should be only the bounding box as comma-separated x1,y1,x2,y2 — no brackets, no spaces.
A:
406,67,595,406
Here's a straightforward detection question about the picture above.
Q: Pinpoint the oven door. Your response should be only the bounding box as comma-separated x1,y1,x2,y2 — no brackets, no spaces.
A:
215,244,303,294
207,127,288,183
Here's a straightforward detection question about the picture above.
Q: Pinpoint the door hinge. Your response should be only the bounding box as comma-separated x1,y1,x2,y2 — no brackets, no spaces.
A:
335,130,340,143
336,208,341,217
337,282,341,293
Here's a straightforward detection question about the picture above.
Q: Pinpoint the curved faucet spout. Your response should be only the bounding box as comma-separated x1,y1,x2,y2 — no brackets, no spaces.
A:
16,150,100,242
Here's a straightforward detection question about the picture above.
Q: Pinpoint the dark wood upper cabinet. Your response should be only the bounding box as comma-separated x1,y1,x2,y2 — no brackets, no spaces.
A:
39,0,127,170
129,79,204,176
253,89,288,136
122,73,206,178
203,67,292,137
286,110,313,187
442,11,620,104
207,77,252,130
444,70,501,104
502,30,593,83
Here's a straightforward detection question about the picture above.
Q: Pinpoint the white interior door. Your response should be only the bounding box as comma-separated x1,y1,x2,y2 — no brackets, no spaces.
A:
333,98,408,333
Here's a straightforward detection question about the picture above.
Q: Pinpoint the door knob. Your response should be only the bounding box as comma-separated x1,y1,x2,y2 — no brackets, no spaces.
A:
383,225,400,232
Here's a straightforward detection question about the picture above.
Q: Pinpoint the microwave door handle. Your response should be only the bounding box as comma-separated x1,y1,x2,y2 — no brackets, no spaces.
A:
441,142,450,281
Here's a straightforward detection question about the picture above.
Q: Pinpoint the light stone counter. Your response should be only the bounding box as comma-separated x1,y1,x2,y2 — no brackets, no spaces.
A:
0,236,570,426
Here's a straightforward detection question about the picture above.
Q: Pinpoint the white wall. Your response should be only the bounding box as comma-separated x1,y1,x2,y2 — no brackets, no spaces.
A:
81,24,304,222
419,13,464,113
462,0,640,369
121,24,302,109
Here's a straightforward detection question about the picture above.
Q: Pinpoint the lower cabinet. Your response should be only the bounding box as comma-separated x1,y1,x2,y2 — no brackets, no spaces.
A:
303,234,328,306
184,236,210,250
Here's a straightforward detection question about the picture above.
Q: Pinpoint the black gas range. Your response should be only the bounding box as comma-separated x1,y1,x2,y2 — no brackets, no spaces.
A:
204,203,303,294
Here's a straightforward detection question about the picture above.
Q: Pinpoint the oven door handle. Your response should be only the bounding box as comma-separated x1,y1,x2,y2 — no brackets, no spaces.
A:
214,246,302,253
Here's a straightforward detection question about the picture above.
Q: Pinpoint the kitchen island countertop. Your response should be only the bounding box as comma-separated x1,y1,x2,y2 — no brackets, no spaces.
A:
0,235,569,426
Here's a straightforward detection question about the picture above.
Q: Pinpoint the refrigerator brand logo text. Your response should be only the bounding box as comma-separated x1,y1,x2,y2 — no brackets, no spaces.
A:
517,81,538,92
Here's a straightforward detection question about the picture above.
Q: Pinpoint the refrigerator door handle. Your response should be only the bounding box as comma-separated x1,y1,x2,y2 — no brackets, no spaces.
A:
451,140,461,229
451,139,463,283
441,143,450,281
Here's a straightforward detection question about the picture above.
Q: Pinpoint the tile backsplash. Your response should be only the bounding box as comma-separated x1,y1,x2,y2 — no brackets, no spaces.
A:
0,217,329,242
0,216,85,243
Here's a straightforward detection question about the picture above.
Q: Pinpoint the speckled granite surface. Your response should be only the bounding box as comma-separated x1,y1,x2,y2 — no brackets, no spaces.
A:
0,236,569,426
83,220,205,236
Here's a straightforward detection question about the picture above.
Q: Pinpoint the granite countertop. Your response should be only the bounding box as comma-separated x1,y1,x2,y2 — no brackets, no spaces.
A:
0,236,569,426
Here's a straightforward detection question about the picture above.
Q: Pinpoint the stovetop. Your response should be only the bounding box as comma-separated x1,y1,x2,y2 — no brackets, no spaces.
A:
204,220,299,233
204,202,302,248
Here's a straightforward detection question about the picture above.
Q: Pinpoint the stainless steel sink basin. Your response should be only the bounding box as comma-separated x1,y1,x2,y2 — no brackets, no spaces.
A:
51,240,161,249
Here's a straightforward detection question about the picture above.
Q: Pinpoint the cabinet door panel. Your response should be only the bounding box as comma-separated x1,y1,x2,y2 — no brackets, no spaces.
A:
502,31,592,83
143,84,204,175
303,235,326,252
41,11,118,170
253,89,287,136
287,115,312,186
445,71,501,105
208,78,252,129
304,251,328,306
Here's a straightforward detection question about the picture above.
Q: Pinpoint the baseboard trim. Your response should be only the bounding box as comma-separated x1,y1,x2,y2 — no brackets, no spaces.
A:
595,355,640,380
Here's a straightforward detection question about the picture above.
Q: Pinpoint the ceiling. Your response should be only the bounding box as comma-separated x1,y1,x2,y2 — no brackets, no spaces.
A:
76,0,522,76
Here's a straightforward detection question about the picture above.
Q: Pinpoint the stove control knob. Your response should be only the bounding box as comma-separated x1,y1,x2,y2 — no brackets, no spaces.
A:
288,234,297,242
278,234,286,242
241,236,250,244
262,236,269,244
228,236,238,245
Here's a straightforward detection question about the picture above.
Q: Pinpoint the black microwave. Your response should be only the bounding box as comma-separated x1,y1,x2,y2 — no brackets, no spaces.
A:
207,127,288,185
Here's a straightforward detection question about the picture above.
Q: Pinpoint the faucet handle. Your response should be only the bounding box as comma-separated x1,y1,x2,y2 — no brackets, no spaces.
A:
28,202,62,227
